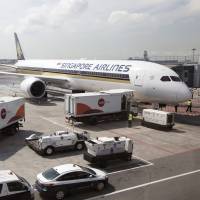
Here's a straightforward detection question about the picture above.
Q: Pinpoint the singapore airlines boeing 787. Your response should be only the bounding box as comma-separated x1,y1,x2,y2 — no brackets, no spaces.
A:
0,33,191,104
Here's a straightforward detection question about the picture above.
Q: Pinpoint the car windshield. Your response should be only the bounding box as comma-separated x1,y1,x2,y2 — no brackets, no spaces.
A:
42,168,60,180
79,166,96,175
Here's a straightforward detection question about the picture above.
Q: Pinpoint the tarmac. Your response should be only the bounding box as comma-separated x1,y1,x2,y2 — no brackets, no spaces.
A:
0,73,200,200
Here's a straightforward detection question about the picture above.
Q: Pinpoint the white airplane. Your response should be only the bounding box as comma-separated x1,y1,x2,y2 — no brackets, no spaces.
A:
0,33,191,104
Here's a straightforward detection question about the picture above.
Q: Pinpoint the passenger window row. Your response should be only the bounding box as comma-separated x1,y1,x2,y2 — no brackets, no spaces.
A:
57,69,129,80
21,67,130,80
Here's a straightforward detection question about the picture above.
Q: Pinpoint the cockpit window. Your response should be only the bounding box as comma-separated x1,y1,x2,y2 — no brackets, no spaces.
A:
160,76,171,81
170,76,181,82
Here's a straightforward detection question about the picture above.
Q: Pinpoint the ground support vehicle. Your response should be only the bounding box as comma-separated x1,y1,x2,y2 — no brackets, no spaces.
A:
0,97,25,135
0,170,34,200
141,109,175,130
35,164,108,200
84,137,134,167
65,89,134,125
25,130,90,156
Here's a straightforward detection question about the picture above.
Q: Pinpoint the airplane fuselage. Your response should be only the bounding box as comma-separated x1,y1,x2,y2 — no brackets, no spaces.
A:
15,59,191,104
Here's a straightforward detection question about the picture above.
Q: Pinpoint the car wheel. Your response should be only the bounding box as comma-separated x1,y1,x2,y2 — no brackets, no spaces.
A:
45,146,54,156
55,190,65,200
96,182,105,191
75,142,84,150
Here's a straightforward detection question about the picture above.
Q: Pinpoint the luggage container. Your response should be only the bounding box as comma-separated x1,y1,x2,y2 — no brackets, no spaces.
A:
83,136,134,167
142,109,174,130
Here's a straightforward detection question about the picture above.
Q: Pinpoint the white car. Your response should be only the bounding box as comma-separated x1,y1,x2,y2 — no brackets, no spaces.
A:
0,170,34,200
35,164,108,200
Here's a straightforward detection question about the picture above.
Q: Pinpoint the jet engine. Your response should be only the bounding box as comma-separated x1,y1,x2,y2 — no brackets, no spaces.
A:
20,77,46,98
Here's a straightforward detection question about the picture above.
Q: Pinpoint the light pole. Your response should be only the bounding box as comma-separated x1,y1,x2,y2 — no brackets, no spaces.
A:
192,48,196,63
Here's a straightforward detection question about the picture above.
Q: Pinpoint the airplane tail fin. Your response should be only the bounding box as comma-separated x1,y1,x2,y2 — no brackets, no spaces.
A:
14,32,25,60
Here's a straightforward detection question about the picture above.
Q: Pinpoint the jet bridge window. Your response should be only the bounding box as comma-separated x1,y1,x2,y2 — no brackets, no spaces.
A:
170,76,181,82
160,76,171,81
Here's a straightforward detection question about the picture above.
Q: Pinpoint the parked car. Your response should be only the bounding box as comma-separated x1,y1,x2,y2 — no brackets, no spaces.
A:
35,164,108,200
0,170,34,200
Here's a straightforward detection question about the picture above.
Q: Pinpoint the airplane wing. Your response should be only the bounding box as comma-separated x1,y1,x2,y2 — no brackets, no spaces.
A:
0,64,17,69
0,70,71,91
0,34,71,94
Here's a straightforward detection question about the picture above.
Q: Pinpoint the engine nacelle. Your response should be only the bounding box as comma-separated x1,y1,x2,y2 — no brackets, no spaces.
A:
20,77,46,98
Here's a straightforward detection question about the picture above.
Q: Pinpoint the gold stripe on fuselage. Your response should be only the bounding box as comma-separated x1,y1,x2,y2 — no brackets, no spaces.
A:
16,68,130,84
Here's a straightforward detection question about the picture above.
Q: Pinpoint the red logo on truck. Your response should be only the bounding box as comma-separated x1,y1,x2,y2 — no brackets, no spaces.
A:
1,108,6,119
98,98,105,107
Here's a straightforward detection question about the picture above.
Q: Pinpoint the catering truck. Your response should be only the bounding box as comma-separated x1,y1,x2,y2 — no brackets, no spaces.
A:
65,89,134,125
0,97,25,135
142,109,175,130
84,136,134,167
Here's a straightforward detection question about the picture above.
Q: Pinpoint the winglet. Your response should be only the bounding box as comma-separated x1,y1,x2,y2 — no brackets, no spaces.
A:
14,33,25,60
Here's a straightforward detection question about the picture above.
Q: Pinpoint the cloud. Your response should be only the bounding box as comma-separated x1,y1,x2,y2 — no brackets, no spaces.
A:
154,0,200,24
108,0,200,28
186,0,200,16
108,10,147,25
5,0,88,33
1,0,200,59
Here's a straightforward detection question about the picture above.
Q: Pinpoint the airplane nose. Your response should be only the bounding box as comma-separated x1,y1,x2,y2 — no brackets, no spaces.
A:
177,84,192,102
186,88,192,100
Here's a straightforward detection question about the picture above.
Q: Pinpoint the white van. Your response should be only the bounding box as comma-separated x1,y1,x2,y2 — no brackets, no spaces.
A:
0,170,34,200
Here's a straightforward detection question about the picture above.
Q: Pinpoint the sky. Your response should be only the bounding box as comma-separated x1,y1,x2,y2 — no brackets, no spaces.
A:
0,0,200,59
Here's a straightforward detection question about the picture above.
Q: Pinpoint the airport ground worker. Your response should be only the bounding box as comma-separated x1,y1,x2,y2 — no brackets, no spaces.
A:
174,104,178,112
186,99,192,112
128,113,133,128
